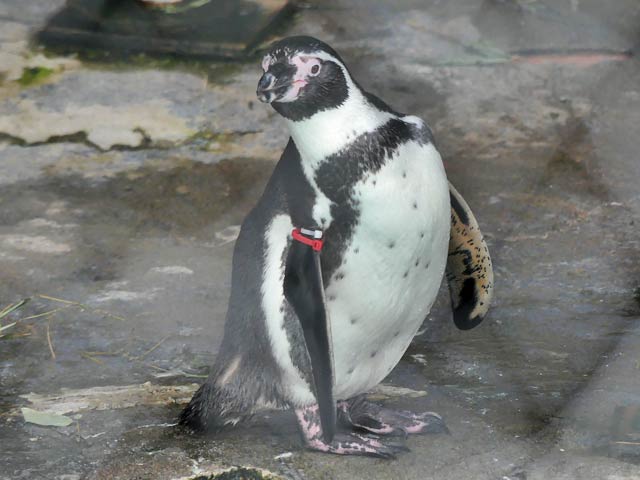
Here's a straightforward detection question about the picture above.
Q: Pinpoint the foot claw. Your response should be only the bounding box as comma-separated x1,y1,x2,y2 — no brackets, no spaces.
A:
341,396,449,436
309,432,407,458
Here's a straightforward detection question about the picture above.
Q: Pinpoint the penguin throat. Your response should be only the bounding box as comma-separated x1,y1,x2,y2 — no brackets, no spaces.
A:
286,91,396,165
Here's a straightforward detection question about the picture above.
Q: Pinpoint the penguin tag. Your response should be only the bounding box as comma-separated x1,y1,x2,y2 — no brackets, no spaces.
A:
291,227,324,251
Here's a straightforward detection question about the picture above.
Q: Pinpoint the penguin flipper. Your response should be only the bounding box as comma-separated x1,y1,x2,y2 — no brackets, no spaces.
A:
446,182,494,330
283,238,336,443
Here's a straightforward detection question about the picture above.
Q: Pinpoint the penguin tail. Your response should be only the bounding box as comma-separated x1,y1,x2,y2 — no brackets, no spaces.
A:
179,379,250,432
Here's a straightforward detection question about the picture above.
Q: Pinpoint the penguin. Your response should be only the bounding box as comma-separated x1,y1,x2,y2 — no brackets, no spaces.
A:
180,36,494,458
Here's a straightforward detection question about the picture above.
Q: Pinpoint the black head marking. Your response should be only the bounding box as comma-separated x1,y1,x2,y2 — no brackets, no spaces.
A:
261,36,349,121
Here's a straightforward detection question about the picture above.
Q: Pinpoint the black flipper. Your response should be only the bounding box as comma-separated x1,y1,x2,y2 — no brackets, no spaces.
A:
446,183,494,330
283,235,335,443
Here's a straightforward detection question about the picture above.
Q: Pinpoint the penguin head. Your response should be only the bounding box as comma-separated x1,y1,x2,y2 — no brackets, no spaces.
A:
257,36,350,121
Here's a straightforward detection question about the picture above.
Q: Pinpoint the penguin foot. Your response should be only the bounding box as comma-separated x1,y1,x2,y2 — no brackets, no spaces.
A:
307,431,408,458
338,396,449,436
295,405,408,458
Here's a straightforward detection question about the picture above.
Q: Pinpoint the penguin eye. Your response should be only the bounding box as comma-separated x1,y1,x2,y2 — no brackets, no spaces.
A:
310,64,320,76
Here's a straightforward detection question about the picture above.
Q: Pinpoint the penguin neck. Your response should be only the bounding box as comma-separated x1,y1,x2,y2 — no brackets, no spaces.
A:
285,85,394,168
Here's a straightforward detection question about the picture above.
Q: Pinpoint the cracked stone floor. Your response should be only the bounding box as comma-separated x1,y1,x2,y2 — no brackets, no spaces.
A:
1,0,640,479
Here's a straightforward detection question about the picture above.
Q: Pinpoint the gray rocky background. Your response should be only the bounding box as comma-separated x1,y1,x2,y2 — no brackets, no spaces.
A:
1,0,639,479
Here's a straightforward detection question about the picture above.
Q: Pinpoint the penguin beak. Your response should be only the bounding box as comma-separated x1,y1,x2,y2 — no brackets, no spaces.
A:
256,62,297,104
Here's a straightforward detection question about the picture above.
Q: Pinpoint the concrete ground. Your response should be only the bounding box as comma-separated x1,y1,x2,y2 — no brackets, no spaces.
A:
1,0,640,478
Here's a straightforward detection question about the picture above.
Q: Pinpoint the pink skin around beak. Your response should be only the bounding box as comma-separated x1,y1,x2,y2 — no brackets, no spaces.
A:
259,54,322,103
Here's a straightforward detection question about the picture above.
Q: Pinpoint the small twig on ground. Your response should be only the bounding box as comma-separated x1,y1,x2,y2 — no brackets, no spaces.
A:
47,323,56,360
46,321,56,360
21,308,63,321
134,335,170,361
0,299,30,338
2,305,67,338
0,299,30,319
95,310,126,321
37,294,126,322
80,352,104,365
38,294,79,305
0,322,17,335
81,350,122,356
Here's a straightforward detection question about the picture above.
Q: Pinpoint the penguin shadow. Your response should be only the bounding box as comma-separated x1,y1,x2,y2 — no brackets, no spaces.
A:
425,92,640,442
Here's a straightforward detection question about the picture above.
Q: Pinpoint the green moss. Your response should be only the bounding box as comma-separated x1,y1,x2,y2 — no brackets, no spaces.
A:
18,66,55,86
191,467,280,480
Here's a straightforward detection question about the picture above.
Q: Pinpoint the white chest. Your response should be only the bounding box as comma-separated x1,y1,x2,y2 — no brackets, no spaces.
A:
322,141,450,399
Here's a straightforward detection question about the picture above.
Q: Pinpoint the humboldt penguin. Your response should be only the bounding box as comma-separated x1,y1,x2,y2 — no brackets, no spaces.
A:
180,36,494,458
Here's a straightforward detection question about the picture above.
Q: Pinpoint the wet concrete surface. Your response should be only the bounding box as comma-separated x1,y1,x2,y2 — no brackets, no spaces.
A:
1,0,640,478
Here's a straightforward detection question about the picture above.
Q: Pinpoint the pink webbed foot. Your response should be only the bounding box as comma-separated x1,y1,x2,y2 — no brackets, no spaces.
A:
338,396,449,437
295,405,408,459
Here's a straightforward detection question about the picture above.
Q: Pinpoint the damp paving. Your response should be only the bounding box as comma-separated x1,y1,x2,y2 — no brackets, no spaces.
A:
1,0,640,479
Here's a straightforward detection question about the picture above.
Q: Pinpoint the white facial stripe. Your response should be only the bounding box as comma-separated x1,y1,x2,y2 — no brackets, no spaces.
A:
261,54,274,72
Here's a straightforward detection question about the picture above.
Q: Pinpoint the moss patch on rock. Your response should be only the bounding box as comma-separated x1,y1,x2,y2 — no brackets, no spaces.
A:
18,66,54,86
191,467,280,480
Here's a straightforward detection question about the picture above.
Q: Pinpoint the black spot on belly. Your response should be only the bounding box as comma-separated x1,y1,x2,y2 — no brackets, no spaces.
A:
328,294,336,301
420,232,425,238
350,317,357,325
314,118,430,283
413,202,418,209
415,259,420,267
388,241,395,249
403,271,409,278
354,247,359,254
335,271,345,280
370,351,377,358
402,171,407,178
393,331,400,337
348,367,355,374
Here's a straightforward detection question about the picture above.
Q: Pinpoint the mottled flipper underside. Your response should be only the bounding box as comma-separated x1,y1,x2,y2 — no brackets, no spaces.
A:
446,183,494,330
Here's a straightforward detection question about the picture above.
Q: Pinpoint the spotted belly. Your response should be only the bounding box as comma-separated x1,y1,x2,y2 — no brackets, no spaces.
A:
322,142,450,400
